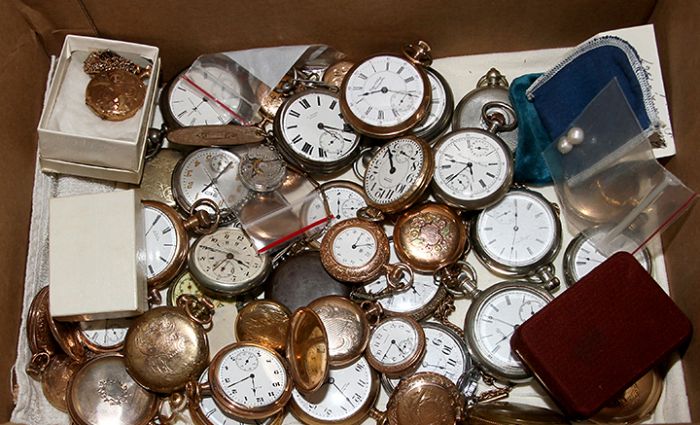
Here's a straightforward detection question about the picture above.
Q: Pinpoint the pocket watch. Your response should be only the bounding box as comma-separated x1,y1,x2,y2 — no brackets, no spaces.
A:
383,322,473,393
393,203,467,273
124,295,213,393
273,88,362,174
235,300,292,353
166,271,238,309
286,307,331,394
385,372,465,425
265,251,352,313
411,67,453,143
189,227,271,298
78,318,133,353
471,187,562,291
67,354,160,425
366,315,426,378
41,353,81,412
304,180,369,245
139,149,183,207
431,102,516,211
189,368,285,425
289,356,380,425
363,136,434,214
308,295,371,367
161,56,252,128
48,310,87,364
340,42,432,139
453,68,518,151
463,281,553,382
172,147,250,224
206,342,293,421
25,287,59,378
587,369,662,424
238,143,287,192
144,199,218,296
320,217,413,287
563,228,653,286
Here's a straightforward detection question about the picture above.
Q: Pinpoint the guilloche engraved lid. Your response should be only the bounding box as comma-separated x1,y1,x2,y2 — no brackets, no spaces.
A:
386,372,463,425
308,295,369,367
287,307,329,394
235,300,291,352
67,354,158,425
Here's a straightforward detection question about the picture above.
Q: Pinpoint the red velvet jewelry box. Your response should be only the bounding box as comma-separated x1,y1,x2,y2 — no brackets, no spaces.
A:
510,252,692,419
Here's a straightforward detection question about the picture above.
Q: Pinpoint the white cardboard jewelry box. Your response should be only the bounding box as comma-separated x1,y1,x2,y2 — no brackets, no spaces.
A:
37,35,160,184
48,189,148,321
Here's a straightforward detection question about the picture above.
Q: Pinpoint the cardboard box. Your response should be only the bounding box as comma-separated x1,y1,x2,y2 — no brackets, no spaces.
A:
1,1,700,423
37,35,160,183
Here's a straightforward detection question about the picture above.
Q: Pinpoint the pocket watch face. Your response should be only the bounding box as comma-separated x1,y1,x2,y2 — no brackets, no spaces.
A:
433,130,512,208
368,317,423,370
166,62,243,127
564,230,652,284
331,226,378,267
79,318,132,350
412,68,450,136
144,205,179,278
211,343,290,417
387,323,470,391
466,283,551,381
173,148,249,214
279,91,360,166
475,190,559,270
364,241,441,319
343,55,426,129
291,357,377,423
190,228,269,297
305,181,368,240
364,137,432,212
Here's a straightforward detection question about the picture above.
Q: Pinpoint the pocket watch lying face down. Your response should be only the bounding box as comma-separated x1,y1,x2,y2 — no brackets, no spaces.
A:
464,281,553,383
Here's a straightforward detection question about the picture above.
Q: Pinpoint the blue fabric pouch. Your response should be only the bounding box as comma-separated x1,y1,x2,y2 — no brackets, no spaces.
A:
511,36,659,184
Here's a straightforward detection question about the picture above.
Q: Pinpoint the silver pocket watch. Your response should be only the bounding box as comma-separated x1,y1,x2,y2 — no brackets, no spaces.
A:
411,67,453,143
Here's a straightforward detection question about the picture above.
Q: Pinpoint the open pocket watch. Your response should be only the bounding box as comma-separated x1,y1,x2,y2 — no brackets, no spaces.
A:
144,198,219,301
189,227,271,299
463,280,553,383
431,102,516,211
363,136,434,214
471,187,562,291
273,88,362,174
340,41,433,139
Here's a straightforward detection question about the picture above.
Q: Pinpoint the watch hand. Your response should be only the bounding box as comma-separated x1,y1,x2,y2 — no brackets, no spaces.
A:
385,148,396,174
353,243,374,248
250,374,257,396
387,89,419,97
200,166,231,210
330,380,356,408
321,127,344,142
336,198,342,218
351,234,364,249
447,164,470,183
380,341,395,361
212,257,229,272
200,245,234,255
227,374,253,388
398,150,416,161
319,123,353,133
487,315,517,329
394,340,407,355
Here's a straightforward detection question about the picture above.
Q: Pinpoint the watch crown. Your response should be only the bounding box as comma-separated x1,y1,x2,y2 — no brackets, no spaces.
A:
403,41,433,66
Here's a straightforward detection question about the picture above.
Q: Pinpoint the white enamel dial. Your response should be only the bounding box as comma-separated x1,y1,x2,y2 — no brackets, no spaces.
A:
476,190,558,268
364,138,426,206
291,357,375,422
305,182,368,241
369,318,420,366
173,148,249,213
144,206,178,278
434,131,510,202
167,63,243,127
344,55,425,127
364,241,440,316
568,232,652,282
191,228,265,285
330,226,377,268
215,345,288,409
472,287,548,376
79,318,132,349
388,323,469,389
413,69,447,133
197,369,275,425
280,92,360,163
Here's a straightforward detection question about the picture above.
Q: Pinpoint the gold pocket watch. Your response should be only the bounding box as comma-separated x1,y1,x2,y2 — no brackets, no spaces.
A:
363,136,434,214
235,300,292,353
385,372,465,425
273,88,362,174
322,60,354,89
471,187,562,291
144,199,219,299
393,202,467,273
189,227,272,298
563,228,653,286
124,295,214,393
320,217,413,289
431,102,516,211
365,313,426,378
340,42,432,139
25,287,59,378
289,356,381,425
463,281,553,383
40,353,81,412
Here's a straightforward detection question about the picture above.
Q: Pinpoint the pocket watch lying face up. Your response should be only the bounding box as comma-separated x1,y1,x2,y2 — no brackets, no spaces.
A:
340,43,432,139
274,89,362,174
